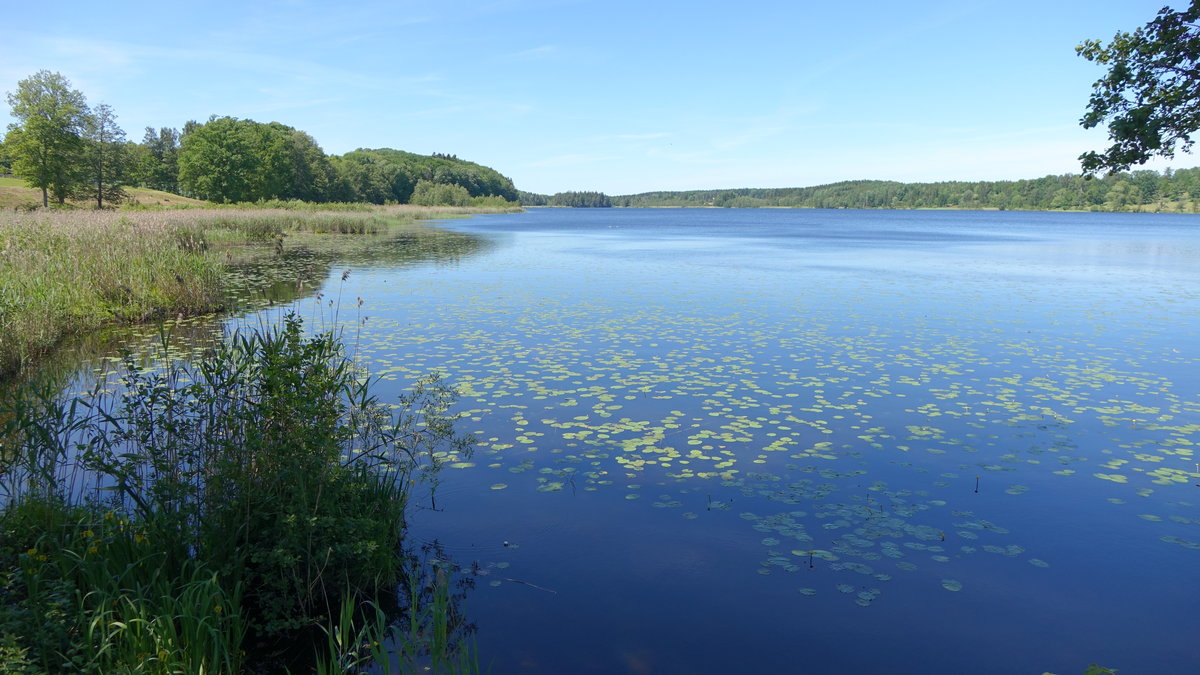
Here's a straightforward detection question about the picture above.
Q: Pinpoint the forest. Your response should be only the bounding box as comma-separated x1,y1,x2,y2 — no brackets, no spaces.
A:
2,71,519,207
518,190,613,207
144,121,518,206
7,69,1200,214
605,170,1200,211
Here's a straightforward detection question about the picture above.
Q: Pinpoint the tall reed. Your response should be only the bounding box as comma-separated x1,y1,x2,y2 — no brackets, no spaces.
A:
0,313,475,672
0,204,512,381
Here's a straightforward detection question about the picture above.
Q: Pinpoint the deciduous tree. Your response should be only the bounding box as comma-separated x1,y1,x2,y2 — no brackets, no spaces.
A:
4,70,90,206
137,126,181,193
81,103,128,208
178,116,258,203
1078,1,1200,174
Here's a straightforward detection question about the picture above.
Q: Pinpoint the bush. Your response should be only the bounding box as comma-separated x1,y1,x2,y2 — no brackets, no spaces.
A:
409,180,472,207
0,313,474,671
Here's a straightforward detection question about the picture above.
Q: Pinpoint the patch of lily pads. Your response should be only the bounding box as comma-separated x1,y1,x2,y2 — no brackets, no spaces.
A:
69,216,1200,614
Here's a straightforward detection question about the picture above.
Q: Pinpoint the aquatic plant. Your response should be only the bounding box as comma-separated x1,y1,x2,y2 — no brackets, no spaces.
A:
0,313,475,671
0,204,516,382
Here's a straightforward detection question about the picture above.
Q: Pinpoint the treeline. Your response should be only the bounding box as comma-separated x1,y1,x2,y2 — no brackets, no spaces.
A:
518,190,612,207
612,171,1200,212
2,70,519,207
172,120,520,204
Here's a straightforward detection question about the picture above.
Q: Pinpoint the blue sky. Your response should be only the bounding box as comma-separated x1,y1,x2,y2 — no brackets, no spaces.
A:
2,0,1194,194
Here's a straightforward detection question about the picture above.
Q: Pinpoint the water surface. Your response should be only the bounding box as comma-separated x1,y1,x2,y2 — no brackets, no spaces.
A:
203,209,1200,672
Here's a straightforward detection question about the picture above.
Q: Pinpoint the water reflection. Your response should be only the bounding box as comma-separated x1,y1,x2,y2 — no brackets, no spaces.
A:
4,222,493,398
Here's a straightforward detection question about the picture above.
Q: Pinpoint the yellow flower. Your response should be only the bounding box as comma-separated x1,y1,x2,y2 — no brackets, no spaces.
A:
83,529,95,539
25,548,37,557
87,546,99,554
213,605,223,614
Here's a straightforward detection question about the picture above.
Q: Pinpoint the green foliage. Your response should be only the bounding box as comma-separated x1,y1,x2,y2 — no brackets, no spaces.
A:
4,70,91,207
517,190,547,206
5,70,520,209
0,138,12,176
131,127,181,194
78,103,128,208
546,190,612,207
0,497,246,674
410,179,472,206
316,580,482,675
613,168,1200,212
332,148,518,204
173,116,516,206
0,210,226,380
470,194,521,209
1078,1,1200,174
0,313,475,671
0,206,497,383
177,116,337,204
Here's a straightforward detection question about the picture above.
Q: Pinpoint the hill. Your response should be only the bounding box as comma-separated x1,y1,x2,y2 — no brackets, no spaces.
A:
333,149,518,204
606,170,1200,212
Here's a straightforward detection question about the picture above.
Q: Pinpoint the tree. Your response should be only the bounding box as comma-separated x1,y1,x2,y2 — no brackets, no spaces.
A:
410,179,471,206
136,126,181,193
4,70,90,206
81,103,129,208
178,116,334,203
0,138,12,175
1078,1,1200,174
178,116,258,203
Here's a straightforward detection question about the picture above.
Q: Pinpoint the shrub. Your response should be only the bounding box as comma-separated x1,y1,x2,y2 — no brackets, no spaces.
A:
409,180,472,207
0,313,474,670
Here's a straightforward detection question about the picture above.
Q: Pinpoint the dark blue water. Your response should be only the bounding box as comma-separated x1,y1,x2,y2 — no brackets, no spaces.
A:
260,208,1200,674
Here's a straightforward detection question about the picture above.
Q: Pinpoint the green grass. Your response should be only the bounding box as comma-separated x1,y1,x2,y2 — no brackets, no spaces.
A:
0,177,209,209
0,314,476,673
0,204,517,382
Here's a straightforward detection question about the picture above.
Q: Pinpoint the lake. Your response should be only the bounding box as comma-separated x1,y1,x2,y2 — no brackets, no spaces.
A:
70,208,1200,672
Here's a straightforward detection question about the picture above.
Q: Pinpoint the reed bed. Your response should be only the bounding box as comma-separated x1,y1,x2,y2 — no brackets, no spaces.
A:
0,205,515,380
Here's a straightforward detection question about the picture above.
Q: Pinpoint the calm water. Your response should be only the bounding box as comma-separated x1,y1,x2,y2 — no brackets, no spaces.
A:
96,208,1200,673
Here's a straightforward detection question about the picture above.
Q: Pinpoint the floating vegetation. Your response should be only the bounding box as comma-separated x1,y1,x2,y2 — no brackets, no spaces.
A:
941,579,963,592
1161,536,1200,550
72,208,1200,644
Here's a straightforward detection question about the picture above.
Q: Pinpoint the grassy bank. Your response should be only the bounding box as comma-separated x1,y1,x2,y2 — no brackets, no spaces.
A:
0,315,477,672
0,204,517,381
0,176,208,210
